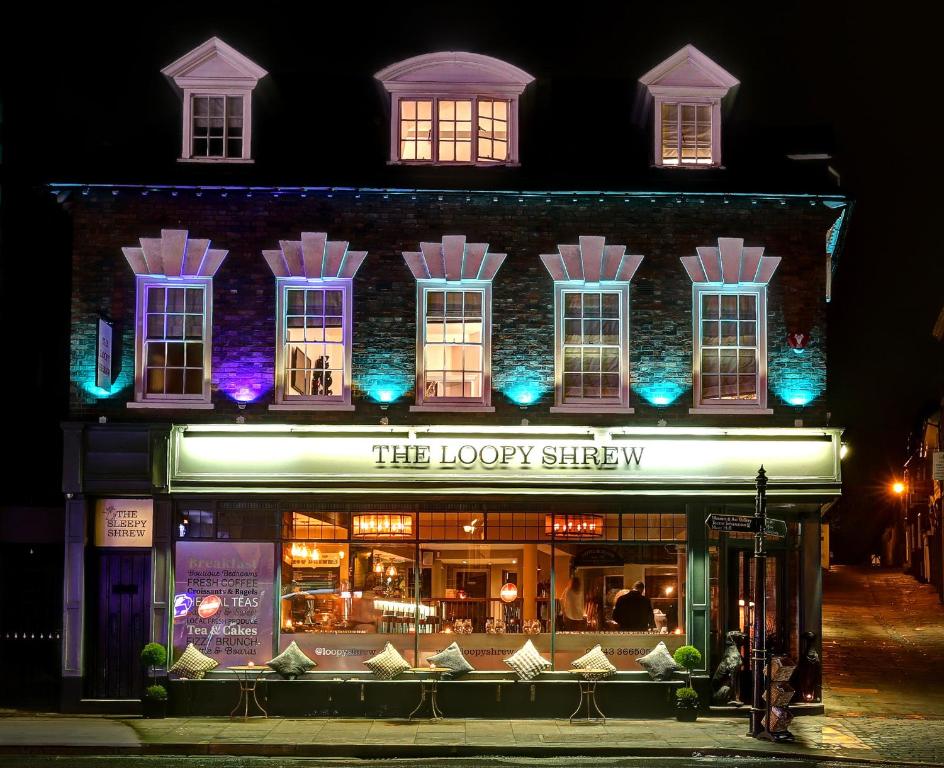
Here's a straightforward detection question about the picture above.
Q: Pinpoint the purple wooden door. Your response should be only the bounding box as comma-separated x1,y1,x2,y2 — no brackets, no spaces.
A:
89,551,151,699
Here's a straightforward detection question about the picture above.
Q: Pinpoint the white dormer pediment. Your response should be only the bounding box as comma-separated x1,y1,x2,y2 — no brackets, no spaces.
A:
375,52,534,95
639,44,738,97
161,37,267,90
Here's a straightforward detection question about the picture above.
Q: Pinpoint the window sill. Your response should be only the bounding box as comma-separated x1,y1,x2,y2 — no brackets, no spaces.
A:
688,406,773,415
410,404,495,413
387,160,521,168
269,403,355,412
127,401,215,410
550,405,635,415
653,163,724,170
177,157,255,164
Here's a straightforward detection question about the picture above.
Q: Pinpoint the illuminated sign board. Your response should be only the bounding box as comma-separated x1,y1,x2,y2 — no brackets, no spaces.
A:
169,425,842,496
94,499,153,547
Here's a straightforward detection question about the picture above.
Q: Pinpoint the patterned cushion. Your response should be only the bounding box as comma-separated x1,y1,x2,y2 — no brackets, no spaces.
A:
168,643,219,679
503,639,551,681
364,642,411,680
426,642,475,678
571,644,617,678
637,641,679,680
267,640,317,680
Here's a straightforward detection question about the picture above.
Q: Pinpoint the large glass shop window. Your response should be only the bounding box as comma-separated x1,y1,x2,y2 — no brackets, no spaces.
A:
279,509,416,669
551,542,687,668
416,540,551,670
172,541,275,668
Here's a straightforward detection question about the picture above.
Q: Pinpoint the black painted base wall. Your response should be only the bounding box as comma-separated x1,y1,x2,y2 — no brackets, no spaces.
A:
169,678,683,719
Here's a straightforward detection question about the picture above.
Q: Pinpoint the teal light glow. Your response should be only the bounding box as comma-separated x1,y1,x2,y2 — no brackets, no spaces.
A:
636,382,685,407
778,387,816,407
361,372,412,405
502,381,547,407
82,379,125,398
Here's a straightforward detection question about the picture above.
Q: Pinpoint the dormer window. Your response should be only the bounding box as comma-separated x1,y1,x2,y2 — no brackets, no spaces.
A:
639,45,739,169
376,52,533,166
161,37,267,163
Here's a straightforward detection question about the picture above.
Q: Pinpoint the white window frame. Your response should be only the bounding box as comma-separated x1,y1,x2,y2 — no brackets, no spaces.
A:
128,275,214,409
271,278,355,412
182,91,253,163
550,282,633,414
656,99,718,167
392,94,519,166
411,281,494,412
690,283,771,415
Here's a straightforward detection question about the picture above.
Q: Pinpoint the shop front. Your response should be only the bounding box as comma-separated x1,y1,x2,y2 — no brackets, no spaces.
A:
61,423,840,715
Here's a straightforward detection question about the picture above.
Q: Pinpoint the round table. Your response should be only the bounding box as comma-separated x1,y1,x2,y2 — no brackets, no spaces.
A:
227,665,272,720
408,667,452,721
569,669,610,723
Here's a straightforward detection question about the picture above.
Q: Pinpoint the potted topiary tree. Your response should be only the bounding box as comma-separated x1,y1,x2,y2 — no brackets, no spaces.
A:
140,642,168,719
142,684,168,719
140,642,167,677
673,644,703,722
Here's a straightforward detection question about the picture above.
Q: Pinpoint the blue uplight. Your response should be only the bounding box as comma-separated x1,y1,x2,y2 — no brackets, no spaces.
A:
778,388,816,407
502,381,546,407
636,382,685,407
361,372,412,405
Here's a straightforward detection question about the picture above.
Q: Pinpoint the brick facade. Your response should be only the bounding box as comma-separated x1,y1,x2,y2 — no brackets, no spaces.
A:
68,187,835,427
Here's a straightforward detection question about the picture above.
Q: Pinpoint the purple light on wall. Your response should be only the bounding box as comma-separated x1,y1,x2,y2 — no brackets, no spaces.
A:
228,384,267,403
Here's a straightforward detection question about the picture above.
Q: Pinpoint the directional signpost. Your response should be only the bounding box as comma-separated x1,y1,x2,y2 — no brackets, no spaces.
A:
705,513,786,537
706,470,793,742
705,513,754,532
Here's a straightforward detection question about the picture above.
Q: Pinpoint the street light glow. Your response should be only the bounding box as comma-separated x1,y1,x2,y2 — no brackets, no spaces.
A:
893,481,905,495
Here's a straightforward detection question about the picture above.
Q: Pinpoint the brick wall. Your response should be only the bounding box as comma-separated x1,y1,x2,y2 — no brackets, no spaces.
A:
68,188,835,427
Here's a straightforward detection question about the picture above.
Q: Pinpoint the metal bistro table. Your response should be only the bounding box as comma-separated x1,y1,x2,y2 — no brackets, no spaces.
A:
408,667,452,721
569,669,610,724
227,664,272,720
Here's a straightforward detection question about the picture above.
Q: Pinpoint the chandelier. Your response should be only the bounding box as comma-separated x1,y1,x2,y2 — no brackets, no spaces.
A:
545,513,604,537
352,513,414,537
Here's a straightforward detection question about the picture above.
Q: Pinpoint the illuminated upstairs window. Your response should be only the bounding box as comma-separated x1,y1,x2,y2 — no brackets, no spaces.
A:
377,52,532,166
262,232,368,412
661,103,712,166
639,44,738,169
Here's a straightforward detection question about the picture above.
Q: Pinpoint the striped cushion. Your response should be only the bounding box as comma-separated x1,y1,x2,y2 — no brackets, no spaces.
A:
168,643,219,679
504,639,551,681
571,644,617,678
364,642,411,680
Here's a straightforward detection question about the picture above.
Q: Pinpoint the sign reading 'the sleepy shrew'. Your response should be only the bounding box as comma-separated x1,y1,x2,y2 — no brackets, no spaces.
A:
94,499,153,548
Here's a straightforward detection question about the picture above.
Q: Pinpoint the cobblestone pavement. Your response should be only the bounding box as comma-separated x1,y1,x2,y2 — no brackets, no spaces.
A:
819,565,944,764
1,566,942,766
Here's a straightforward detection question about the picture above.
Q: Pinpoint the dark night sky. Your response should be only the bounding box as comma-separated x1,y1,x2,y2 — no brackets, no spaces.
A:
0,4,937,558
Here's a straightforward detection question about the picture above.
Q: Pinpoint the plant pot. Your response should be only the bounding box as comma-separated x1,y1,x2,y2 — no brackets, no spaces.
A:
675,706,698,722
142,697,167,719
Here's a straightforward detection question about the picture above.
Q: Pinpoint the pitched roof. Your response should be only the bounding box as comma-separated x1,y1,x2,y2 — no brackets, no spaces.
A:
639,43,739,94
161,36,268,89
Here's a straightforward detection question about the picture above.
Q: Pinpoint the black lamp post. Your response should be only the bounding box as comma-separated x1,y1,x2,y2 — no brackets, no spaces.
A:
748,466,768,738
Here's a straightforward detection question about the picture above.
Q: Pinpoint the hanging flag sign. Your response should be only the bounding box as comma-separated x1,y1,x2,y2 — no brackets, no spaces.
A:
933,451,944,482
96,317,113,390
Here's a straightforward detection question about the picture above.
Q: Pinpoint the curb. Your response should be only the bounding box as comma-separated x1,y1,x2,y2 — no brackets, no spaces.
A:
0,743,940,766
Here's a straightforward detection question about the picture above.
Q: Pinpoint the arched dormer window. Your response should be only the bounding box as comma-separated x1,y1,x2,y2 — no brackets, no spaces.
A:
375,52,534,167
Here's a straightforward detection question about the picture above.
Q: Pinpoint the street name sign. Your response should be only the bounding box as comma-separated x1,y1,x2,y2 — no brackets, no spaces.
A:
705,513,754,532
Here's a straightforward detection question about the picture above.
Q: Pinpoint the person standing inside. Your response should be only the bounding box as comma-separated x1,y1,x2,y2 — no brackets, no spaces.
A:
560,575,587,630
613,580,655,631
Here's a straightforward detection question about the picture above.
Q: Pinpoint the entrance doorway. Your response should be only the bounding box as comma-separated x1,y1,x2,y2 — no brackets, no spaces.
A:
87,550,151,699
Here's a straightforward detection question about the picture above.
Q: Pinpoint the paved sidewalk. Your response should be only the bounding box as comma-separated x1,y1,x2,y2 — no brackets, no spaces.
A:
0,712,882,762
1,566,942,765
